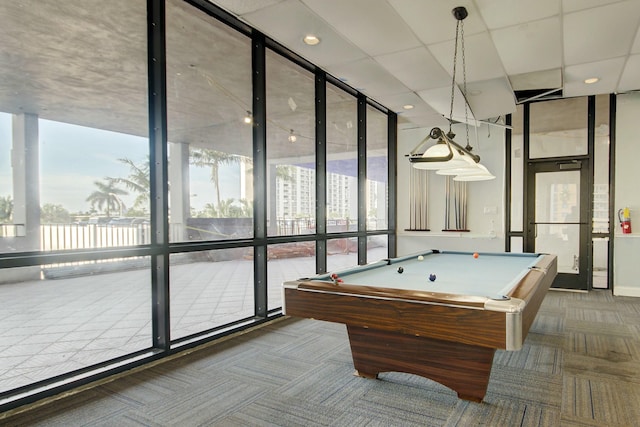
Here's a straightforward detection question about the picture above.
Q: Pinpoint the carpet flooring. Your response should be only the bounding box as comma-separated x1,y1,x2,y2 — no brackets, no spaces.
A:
1,290,639,426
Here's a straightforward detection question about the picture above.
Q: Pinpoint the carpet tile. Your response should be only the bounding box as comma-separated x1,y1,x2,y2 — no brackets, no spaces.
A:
3,290,640,426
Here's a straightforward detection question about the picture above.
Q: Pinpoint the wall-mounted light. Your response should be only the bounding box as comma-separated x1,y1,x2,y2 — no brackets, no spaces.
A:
243,111,253,124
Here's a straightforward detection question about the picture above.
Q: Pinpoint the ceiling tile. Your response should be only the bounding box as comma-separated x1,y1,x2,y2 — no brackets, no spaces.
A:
563,1,640,65
389,0,486,45
417,85,476,125
241,0,367,67
325,58,410,97
373,92,439,117
563,57,626,97
466,77,517,119
632,21,640,54
301,0,421,56
402,112,450,130
428,32,506,83
562,0,621,14
618,54,640,92
374,47,451,92
208,0,285,15
491,16,561,75
476,0,559,29
509,68,563,91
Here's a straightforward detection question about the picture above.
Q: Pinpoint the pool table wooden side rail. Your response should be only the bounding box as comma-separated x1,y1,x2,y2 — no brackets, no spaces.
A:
283,283,511,349
508,253,558,341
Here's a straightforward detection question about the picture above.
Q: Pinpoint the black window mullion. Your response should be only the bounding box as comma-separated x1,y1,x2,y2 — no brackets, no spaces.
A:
252,32,267,318
387,112,397,258
523,103,531,251
147,0,170,349
505,113,512,252
609,93,617,291
315,71,327,274
357,95,367,265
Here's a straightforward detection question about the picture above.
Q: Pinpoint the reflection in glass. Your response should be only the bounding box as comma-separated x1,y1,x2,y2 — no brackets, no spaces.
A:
266,50,316,237
366,105,388,231
327,83,358,233
0,113,11,225
593,95,610,234
0,261,152,393
267,242,316,310
367,236,388,263
166,0,253,242
535,171,580,274
327,237,358,271
530,97,588,158
170,249,254,340
510,236,524,253
592,237,608,289
510,105,524,232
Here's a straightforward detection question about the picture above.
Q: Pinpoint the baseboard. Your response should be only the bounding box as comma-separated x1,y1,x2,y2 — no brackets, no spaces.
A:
613,286,640,297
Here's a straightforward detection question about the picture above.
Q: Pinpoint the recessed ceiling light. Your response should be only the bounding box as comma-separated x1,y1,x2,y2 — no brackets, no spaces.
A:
584,77,599,84
303,35,320,45
469,90,482,96
403,104,414,110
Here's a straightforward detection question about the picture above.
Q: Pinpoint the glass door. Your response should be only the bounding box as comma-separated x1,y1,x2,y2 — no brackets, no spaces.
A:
526,160,589,290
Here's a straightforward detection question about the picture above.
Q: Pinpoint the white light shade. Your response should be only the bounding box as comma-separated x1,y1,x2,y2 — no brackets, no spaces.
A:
435,161,480,175
422,143,450,159
453,164,496,181
412,143,474,170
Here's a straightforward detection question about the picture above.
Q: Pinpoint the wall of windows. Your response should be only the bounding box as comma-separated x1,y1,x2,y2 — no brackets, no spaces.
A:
0,0,395,411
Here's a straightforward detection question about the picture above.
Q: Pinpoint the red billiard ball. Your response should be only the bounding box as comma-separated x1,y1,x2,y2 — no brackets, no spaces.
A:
330,273,338,279
429,273,436,282
473,252,479,259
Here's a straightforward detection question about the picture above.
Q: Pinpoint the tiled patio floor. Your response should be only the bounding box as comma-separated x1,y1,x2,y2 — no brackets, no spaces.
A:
0,249,386,395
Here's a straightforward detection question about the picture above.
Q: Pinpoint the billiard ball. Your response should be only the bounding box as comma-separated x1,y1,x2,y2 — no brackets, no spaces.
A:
473,252,479,259
417,255,424,261
429,273,436,282
397,266,404,274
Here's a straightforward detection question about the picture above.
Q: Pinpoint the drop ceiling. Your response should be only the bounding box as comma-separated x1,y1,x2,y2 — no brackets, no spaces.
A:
210,0,640,129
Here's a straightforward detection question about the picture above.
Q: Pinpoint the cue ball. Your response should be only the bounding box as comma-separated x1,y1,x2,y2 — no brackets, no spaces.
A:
429,274,436,282
473,252,479,258
417,255,424,261
397,266,404,274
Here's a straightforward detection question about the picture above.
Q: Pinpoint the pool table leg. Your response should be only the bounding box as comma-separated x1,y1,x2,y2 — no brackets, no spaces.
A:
346,325,496,402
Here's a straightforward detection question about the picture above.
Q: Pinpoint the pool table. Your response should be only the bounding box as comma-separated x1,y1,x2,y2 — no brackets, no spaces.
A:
282,250,557,402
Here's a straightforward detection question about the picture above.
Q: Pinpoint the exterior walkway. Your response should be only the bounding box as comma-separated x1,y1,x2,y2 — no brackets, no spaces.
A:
0,248,386,395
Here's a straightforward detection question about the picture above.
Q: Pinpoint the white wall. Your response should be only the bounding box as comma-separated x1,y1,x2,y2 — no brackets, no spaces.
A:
613,92,640,297
396,122,506,256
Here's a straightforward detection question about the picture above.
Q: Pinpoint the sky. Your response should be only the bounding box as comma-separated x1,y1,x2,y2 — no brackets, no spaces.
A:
0,112,240,214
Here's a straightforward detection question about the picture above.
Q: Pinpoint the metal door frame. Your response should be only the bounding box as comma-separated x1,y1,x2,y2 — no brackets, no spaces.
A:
525,159,591,290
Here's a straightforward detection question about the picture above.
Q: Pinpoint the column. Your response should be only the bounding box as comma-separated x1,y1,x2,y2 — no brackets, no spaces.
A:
12,113,40,252
168,141,190,241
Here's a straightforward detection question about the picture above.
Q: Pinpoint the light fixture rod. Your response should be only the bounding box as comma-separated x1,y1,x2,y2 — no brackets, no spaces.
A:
409,127,480,165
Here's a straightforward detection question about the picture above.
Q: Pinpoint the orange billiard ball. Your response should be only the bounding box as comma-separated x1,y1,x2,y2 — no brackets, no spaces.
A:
473,252,479,259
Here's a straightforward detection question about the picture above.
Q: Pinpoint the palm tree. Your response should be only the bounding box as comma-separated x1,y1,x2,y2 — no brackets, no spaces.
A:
110,157,150,213
0,195,12,223
190,148,242,210
86,179,128,217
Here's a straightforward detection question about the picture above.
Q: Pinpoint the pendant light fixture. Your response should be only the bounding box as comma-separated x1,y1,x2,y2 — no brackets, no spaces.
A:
409,6,494,181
